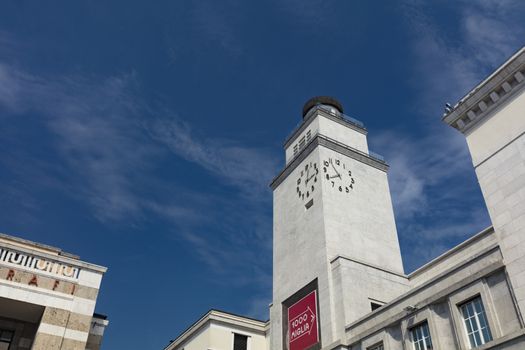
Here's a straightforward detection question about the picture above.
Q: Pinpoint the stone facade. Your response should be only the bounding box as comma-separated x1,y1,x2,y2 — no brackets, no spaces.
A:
270,103,406,350
166,47,525,350
0,233,108,350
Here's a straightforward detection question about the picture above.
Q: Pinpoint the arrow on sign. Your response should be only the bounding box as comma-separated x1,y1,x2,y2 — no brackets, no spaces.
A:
307,307,315,335
289,306,316,342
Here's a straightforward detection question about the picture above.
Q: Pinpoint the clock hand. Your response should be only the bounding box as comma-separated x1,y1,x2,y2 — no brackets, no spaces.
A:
331,162,341,177
329,174,341,179
305,168,310,184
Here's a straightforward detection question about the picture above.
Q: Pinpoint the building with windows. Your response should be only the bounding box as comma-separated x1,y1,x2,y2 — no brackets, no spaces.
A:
0,233,108,350
165,46,525,350
164,310,268,350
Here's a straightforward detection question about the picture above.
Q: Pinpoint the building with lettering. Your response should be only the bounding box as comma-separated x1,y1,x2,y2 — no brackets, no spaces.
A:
0,233,108,350
165,47,525,350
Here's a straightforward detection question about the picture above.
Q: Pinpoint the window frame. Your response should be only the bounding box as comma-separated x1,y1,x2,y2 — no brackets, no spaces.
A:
298,136,306,150
408,321,433,350
448,279,500,349
360,328,388,350
459,296,493,348
231,331,250,350
367,342,384,350
0,329,14,350
401,307,439,350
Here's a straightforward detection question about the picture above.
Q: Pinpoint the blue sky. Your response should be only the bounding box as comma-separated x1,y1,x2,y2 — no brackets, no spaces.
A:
1,1,524,349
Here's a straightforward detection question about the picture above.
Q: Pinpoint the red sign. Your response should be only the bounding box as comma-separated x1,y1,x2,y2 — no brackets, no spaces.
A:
287,290,319,350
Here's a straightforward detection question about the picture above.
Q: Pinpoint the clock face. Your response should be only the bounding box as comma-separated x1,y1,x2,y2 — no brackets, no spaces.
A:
296,162,319,201
322,158,355,193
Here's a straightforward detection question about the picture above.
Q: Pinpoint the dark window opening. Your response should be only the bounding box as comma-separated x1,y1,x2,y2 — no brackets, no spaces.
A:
233,333,248,350
368,343,384,350
0,329,13,350
371,302,382,311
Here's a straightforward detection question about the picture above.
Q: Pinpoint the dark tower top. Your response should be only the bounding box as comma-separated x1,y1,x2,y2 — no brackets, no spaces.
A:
302,96,344,119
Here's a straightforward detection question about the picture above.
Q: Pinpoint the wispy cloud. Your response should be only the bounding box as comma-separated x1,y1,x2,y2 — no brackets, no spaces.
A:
373,0,524,271
190,0,244,57
0,37,274,308
0,63,154,221
148,118,279,201
403,0,525,110
372,128,471,220
374,129,492,271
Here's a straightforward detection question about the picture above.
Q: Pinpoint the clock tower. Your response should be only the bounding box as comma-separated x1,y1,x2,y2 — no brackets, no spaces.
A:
269,97,409,350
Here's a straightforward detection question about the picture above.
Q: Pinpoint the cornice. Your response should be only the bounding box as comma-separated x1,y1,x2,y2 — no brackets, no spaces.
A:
164,309,268,350
330,255,407,279
443,47,525,134
270,134,388,190
0,237,107,273
408,226,494,279
283,106,367,150
344,244,502,341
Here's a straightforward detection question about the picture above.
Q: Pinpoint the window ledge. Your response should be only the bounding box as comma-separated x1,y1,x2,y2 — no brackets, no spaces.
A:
477,328,525,349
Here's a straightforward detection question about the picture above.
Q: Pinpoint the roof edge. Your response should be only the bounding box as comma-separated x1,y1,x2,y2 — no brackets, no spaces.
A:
443,46,525,133
164,309,268,350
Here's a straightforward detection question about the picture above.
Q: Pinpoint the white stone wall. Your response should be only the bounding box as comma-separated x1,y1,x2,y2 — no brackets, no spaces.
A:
176,324,210,350
272,149,333,350
331,258,409,336
272,119,403,350
318,146,403,273
284,112,369,164
344,243,525,350
208,322,267,350
465,86,525,318
409,228,497,287
466,88,525,167
317,117,368,154
285,118,320,163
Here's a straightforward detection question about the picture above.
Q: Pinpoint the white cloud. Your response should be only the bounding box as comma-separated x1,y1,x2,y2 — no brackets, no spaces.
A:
0,64,153,221
148,118,279,200
404,0,525,108
0,44,274,296
371,127,471,220
381,0,524,271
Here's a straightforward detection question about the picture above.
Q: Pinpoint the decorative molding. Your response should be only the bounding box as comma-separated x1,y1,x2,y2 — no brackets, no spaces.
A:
408,226,495,278
0,245,80,280
330,255,407,279
270,134,388,190
0,239,107,274
345,255,503,345
443,48,525,134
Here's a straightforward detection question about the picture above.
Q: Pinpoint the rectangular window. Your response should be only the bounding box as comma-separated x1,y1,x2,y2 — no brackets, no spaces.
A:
299,136,306,150
306,130,312,142
233,333,248,350
368,343,384,350
293,144,298,156
409,322,433,350
0,329,13,350
460,296,492,348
